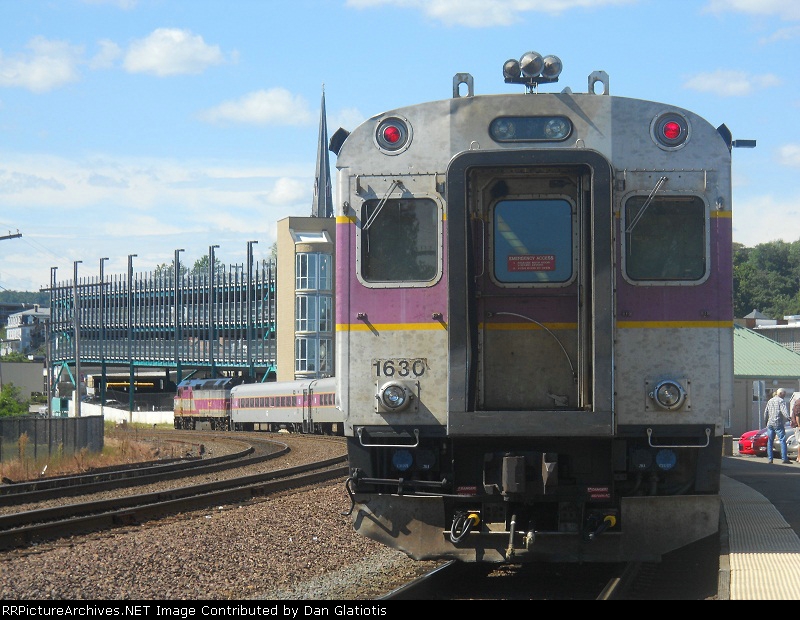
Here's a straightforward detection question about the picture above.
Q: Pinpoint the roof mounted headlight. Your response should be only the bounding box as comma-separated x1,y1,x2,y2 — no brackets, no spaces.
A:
649,379,687,411
503,50,563,90
519,51,544,77
541,55,562,79
503,59,521,80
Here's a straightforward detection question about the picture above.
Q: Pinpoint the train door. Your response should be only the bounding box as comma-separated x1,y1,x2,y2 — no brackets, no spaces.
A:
446,151,613,416
302,388,312,433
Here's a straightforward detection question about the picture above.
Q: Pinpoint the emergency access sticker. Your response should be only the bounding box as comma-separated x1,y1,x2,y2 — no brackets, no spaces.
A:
507,254,555,272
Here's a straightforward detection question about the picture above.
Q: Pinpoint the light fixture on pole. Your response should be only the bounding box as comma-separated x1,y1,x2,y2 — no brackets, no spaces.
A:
246,240,258,378
174,248,185,386
99,257,108,409
127,254,137,421
208,245,220,377
73,260,83,418
47,267,57,417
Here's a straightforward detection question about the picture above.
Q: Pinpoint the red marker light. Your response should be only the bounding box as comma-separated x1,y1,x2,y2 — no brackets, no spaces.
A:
663,121,682,140
376,117,411,153
383,125,402,144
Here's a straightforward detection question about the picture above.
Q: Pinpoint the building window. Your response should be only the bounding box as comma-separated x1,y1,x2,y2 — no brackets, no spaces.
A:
295,250,333,378
296,253,332,291
318,337,332,373
295,337,316,372
318,296,332,333
296,295,317,332
296,294,333,334
295,336,332,374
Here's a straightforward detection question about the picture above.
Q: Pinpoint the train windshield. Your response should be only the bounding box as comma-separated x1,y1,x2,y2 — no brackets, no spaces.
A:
624,195,706,281
360,198,439,283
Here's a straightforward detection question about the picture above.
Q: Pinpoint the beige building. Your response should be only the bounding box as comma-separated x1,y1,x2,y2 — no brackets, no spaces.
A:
275,216,336,382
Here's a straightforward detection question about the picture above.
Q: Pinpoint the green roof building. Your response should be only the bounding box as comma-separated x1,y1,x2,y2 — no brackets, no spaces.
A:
732,324,800,437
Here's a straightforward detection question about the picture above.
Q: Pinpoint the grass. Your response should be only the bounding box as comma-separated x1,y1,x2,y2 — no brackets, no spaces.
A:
0,421,174,483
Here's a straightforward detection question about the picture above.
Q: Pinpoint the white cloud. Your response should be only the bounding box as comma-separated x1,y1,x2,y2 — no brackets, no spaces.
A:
268,177,307,205
329,107,366,134
198,89,314,125
759,24,800,42
346,0,636,27
733,194,800,247
682,70,782,96
0,152,313,290
89,39,122,70
0,37,83,93
704,0,800,21
81,0,138,8
123,28,227,76
777,144,800,167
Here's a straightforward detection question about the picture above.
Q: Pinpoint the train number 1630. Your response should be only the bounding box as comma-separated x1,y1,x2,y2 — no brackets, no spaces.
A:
373,358,427,378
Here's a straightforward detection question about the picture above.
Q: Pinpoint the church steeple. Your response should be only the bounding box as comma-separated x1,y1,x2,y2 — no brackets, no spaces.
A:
311,85,333,218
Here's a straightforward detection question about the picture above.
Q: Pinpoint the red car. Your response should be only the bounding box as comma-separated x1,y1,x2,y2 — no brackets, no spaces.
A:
738,428,770,457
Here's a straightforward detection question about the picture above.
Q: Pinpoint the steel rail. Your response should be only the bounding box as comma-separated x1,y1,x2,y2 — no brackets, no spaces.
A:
0,457,347,550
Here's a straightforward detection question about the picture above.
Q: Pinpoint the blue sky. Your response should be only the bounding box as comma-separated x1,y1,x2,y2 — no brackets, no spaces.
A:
1,0,799,292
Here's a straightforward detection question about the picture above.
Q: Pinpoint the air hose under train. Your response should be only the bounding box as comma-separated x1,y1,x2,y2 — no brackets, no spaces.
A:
583,514,617,541
343,475,357,516
450,511,481,543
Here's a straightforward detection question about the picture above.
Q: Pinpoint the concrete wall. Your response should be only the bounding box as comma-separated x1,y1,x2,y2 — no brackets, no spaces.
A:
0,362,46,399
69,401,174,426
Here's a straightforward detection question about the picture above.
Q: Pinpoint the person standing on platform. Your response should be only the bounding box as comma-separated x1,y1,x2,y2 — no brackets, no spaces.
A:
764,387,791,464
792,393,800,463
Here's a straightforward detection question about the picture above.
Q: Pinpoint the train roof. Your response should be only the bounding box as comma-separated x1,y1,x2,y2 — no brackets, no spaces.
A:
230,377,336,395
177,377,245,390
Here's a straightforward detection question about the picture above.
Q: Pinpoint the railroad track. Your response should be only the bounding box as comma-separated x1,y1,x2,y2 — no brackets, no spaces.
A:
379,560,631,600
0,455,348,550
0,434,283,505
379,531,720,600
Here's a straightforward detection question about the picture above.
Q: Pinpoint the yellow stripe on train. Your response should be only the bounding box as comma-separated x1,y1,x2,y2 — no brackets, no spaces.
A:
337,320,734,331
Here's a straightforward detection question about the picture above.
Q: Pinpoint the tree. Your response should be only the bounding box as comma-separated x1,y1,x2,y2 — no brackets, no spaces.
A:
191,254,224,277
0,383,29,417
0,291,49,305
154,260,189,282
733,239,800,319
0,352,33,363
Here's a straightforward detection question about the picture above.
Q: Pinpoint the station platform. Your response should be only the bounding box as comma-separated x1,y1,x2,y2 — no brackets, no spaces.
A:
719,453,800,599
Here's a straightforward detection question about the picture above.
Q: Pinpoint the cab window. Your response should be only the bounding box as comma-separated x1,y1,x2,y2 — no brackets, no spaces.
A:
361,198,438,282
624,195,706,281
